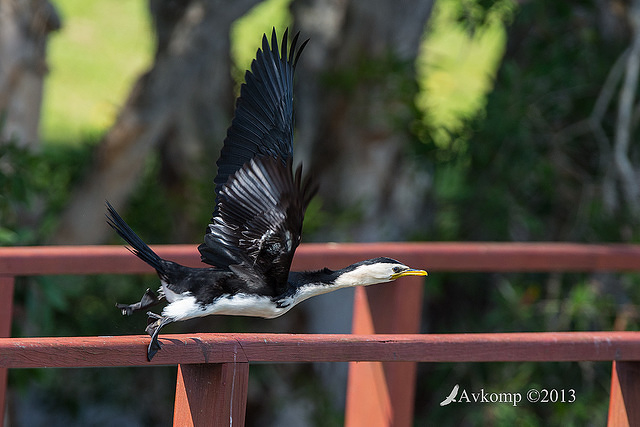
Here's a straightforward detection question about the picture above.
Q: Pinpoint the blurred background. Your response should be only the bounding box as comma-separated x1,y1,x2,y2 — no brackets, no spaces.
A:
2,0,640,425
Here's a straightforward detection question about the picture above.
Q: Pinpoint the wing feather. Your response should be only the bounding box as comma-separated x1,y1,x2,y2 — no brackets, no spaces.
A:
198,29,313,293
200,156,317,294
210,28,307,219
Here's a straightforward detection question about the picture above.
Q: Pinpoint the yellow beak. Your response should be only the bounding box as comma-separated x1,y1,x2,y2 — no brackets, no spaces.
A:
391,269,428,280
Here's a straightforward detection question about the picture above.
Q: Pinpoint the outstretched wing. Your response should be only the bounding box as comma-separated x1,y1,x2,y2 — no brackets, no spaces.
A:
199,156,316,294
211,28,308,220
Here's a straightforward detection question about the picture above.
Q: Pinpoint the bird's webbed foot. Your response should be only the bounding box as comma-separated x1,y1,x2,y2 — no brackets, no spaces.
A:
145,312,172,361
116,288,161,316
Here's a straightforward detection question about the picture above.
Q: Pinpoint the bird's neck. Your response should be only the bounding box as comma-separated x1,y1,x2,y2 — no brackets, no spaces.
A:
289,265,385,292
283,265,387,310
332,266,385,287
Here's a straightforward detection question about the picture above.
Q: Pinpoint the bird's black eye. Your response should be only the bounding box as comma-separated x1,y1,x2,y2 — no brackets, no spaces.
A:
392,266,403,273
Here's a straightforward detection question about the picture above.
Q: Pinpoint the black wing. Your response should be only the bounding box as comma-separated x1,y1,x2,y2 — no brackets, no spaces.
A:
199,156,316,295
211,28,308,219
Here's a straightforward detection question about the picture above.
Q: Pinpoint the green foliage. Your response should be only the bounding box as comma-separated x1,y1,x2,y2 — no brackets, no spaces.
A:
425,0,632,242
0,138,94,245
413,1,640,425
0,141,42,244
118,153,176,243
417,0,515,150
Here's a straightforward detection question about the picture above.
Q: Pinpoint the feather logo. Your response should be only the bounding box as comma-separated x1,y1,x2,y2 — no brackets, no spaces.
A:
440,384,459,406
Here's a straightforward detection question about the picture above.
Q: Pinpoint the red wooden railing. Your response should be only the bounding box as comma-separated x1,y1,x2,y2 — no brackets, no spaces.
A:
1,243,640,426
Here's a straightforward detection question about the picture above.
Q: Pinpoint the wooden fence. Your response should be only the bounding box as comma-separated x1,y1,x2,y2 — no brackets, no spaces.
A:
1,243,640,426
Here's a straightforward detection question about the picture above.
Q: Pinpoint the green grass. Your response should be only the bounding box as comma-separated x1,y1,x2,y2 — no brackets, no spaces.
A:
42,0,153,144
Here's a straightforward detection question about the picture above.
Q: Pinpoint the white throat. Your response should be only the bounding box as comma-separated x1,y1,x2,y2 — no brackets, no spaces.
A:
333,264,392,288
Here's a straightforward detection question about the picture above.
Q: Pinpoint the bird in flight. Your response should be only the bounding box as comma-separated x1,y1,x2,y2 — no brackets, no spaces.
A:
107,29,427,361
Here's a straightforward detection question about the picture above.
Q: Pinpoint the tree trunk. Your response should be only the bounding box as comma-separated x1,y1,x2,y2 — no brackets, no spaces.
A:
292,0,434,242
286,0,435,415
51,0,260,244
0,0,60,148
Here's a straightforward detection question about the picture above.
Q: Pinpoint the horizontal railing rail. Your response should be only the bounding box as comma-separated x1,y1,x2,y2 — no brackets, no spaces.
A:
1,331,640,368
3,242,640,275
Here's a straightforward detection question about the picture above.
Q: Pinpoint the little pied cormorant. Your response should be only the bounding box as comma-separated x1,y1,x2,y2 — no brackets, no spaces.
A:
107,29,427,361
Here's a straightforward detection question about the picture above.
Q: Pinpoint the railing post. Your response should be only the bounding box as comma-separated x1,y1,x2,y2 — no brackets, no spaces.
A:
0,276,15,425
173,362,249,427
608,361,640,426
345,277,424,427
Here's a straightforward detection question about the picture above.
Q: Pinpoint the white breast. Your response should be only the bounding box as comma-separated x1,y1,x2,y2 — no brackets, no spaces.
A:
162,293,292,321
160,283,347,322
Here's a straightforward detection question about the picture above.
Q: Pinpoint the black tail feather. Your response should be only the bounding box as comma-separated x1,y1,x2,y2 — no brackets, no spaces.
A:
106,201,166,274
